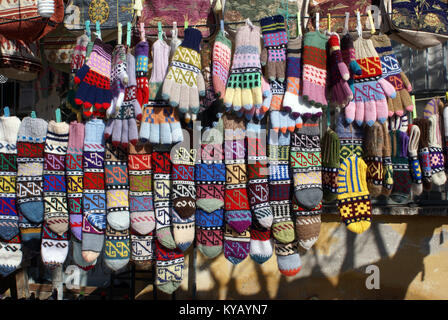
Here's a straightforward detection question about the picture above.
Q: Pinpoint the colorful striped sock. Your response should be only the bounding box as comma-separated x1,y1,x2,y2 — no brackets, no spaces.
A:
274,240,301,276
104,223,130,271
0,116,21,240
81,119,106,263
40,221,69,268
292,197,322,251
0,234,22,277
66,121,84,241
16,117,48,224
155,238,184,294
43,121,70,235
249,219,273,264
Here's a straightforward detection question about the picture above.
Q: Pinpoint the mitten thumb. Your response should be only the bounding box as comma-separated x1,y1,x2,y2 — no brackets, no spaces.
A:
338,62,350,81
378,78,397,99
350,60,362,76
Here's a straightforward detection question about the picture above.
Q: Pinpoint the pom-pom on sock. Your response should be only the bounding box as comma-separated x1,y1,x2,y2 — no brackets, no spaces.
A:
321,128,340,202
363,122,384,198
155,238,184,294
16,117,48,224
337,155,372,234
274,240,302,276
0,116,21,241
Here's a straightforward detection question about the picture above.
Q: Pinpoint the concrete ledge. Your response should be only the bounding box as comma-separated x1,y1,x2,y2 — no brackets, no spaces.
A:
322,204,448,216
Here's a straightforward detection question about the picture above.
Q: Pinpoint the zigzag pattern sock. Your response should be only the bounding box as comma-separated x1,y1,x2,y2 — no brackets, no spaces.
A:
249,219,273,264
104,223,130,271
321,128,340,202
40,221,69,268
291,118,322,210
16,117,48,224
66,122,84,241
0,234,22,277
152,148,176,249
390,130,411,203
247,122,273,228
131,230,155,267
81,119,106,263
364,122,384,198
155,238,184,294
195,123,225,259
105,142,130,231
43,121,69,235
293,197,321,251
274,240,301,276
223,114,251,264
269,123,294,244
0,116,21,240
171,130,196,252
128,143,155,235
381,122,394,196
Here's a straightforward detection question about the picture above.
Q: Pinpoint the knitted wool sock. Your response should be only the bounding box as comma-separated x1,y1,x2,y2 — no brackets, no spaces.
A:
16,117,48,224
337,155,372,234
152,149,176,249
283,36,303,118
381,122,394,196
81,119,106,263
171,130,196,252
131,230,155,267
249,219,273,264
321,129,340,202
274,240,302,276
66,121,84,241
104,223,130,271
43,121,69,235
223,115,251,234
390,130,411,203
293,197,322,251
413,118,432,190
335,114,364,161
428,114,446,186
40,222,69,268
0,234,22,277
247,122,273,228
212,30,232,100
195,123,225,259
105,142,130,231
423,97,444,120
444,106,448,174
0,116,21,240
408,125,423,196
18,214,41,257
155,238,184,294
363,122,384,198
269,122,294,244
72,239,96,271
223,222,250,265
301,30,328,117
290,118,323,210
128,143,155,235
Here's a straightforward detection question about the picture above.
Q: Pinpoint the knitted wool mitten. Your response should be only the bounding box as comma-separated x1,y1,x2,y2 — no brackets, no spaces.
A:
371,34,413,117
223,114,251,264
0,116,21,241
408,125,423,196
249,219,273,264
381,122,394,196
81,119,106,264
66,122,84,241
152,148,176,249
290,118,323,210
155,238,184,294
335,113,364,161
128,142,155,236
195,121,225,259
16,117,48,224
293,197,322,251
428,114,446,186
212,30,232,100
40,222,69,268
260,15,288,82
135,40,150,106
70,34,89,85
340,33,362,94
162,28,205,119
301,30,328,117
363,122,384,198
413,118,432,190
43,121,70,235
0,234,22,277
327,33,352,108
346,37,396,126
74,38,113,117
269,81,297,134
337,155,372,234
283,36,304,119
104,223,130,271
321,128,340,202
274,240,302,276
104,52,142,149
390,130,411,203
247,121,273,228
171,130,197,252
269,117,294,244
149,39,171,101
